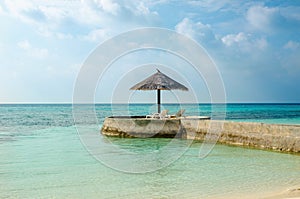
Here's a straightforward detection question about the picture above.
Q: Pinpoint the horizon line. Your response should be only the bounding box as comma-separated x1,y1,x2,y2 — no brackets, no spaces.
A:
1,102,300,105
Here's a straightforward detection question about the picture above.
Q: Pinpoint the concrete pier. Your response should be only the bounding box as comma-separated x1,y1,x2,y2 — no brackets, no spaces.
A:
182,119,300,153
101,116,183,138
101,116,300,153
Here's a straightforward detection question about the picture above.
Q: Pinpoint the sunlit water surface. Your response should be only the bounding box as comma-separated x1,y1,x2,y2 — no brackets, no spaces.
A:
1,104,300,198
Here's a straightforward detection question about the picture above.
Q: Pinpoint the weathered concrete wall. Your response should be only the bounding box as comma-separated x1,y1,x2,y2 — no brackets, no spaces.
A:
101,117,183,138
101,117,300,153
182,119,300,153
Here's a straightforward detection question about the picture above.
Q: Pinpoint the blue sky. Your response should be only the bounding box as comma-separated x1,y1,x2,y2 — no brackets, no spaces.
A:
0,0,300,103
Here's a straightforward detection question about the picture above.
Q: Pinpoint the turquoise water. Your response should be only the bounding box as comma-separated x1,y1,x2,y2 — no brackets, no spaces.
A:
1,104,300,198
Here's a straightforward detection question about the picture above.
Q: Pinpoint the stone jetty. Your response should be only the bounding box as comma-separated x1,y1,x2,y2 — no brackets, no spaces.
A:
101,116,300,153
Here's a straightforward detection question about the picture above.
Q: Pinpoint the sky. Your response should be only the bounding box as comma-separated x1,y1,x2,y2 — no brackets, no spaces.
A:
0,0,300,103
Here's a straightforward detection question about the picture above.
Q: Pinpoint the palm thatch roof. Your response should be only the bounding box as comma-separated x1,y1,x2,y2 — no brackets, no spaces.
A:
130,69,188,91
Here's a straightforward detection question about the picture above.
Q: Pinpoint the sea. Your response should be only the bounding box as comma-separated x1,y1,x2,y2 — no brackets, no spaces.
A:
1,103,300,198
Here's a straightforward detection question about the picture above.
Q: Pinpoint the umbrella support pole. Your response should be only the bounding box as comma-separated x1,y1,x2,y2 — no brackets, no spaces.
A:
157,89,161,113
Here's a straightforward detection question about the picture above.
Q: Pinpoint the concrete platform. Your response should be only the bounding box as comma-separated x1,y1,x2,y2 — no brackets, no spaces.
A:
101,116,185,138
100,116,300,153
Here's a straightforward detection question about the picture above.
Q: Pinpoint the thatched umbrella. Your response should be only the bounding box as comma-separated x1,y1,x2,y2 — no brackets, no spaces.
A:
130,69,188,113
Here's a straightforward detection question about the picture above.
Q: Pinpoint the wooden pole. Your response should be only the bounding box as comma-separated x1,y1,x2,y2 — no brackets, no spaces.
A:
157,89,161,113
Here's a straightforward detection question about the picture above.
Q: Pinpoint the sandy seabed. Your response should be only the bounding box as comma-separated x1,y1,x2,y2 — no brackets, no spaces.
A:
265,187,300,199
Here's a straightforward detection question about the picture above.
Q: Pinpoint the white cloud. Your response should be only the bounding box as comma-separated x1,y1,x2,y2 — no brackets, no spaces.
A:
39,5,67,21
175,18,196,38
1,0,300,103
246,5,278,32
280,6,300,21
284,41,300,50
2,0,111,41
221,32,268,52
76,0,158,26
95,0,120,15
188,0,234,12
18,40,49,59
255,38,268,50
37,26,74,40
221,32,247,46
82,29,110,42
76,2,106,26
18,40,31,50
175,18,212,40
2,0,71,39
135,2,150,15
0,3,3,14
1,0,159,42
130,2,159,16
3,0,40,25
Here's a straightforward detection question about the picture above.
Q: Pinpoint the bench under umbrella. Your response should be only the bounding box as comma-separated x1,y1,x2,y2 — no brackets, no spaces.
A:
130,69,188,113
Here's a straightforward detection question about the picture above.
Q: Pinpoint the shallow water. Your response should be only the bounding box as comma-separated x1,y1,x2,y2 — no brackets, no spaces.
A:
1,104,300,198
